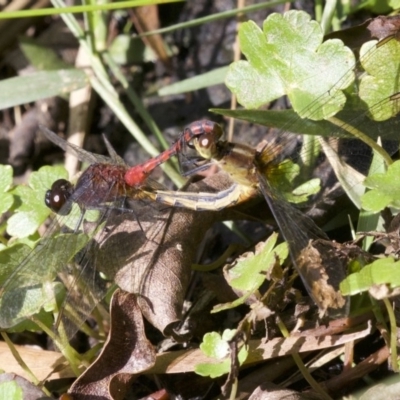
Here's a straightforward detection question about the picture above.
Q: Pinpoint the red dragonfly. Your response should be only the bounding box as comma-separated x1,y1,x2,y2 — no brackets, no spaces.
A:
0,123,225,342
124,119,222,186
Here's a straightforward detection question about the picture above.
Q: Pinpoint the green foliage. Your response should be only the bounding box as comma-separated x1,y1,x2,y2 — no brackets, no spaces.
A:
0,70,88,110
361,0,395,13
389,0,400,9
0,165,75,332
212,233,288,313
0,165,13,215
195,330,248,378
359,39,400,121
158,67,229,96
0,232,90,330
7,166,68,238
361,160,400,213
109,34,147,65
227,233,287,292
0,244,32,285
0,381,23,400
341,257,400,296
20,37,72,71
268,160,321,204
2,3,400,397
218,10,400,138
226,11,355,120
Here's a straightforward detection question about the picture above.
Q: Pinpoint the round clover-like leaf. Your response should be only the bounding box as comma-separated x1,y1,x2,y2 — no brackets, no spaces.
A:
226,10,355,120
361,160,400,212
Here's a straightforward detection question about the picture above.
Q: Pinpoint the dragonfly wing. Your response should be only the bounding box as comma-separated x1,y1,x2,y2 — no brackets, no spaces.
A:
0,176,130,340
40,126,113,165
0,222,91,331
256,170,348,317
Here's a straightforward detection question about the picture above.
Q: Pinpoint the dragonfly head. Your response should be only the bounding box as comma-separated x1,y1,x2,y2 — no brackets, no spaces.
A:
187,123,223,160
45,179,74,215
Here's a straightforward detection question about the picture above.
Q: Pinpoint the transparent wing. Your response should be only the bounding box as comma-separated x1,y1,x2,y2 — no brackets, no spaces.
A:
255,169,349,316
0,166,139,340
40,126,122,165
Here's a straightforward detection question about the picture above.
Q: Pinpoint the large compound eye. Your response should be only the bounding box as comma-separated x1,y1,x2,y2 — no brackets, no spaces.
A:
195,131,213,150
45,179,74,214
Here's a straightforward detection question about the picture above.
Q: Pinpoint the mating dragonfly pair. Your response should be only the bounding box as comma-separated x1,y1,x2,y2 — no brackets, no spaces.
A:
2,33,400,342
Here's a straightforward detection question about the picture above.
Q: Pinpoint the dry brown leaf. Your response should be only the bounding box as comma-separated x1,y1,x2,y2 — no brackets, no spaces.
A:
146,321,372,374
325,15,400,51
296,240,348,316
131,6,171,69
367,15,400,40
97,173,234,338
0,341,73,381
68,289,156,400
322,345,390,393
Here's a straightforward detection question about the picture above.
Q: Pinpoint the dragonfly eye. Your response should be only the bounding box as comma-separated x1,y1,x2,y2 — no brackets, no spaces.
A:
45,179,74,214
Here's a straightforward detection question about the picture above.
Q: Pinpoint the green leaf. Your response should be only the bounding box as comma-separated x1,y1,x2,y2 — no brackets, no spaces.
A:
4,307,55,334
195,329,248,378
158,67,229,96
0,69,88,110
210,107,400,142
0,165,14,214
340,257,400,296
225,11,355,119
359,39,400,121
267,160,320,204
109,34,146,65
0,238,58,335
361,160,400,212
7,166,68,238
227,233,288,292
292,178,320,198
195,359,231,378
389,0,400,9
0,233,89,329
200,330,233,359
19,36,72,71
0,282,62,328
0,244,32,286
0,381,23,400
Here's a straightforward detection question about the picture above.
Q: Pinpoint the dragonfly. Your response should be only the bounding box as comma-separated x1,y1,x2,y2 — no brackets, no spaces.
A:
0,124,228,343
150,59,400,315
2,26,399,339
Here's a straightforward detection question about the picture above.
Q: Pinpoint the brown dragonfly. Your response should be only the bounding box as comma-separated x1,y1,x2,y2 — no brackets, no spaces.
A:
152,46,400,316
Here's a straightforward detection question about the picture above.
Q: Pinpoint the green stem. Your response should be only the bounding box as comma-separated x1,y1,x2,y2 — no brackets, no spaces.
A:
138,0,294,37
32,317,82,377
229,378,238,400
0,0,180,19
276,318,332,400
383,297,399,372
102,52,171,152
